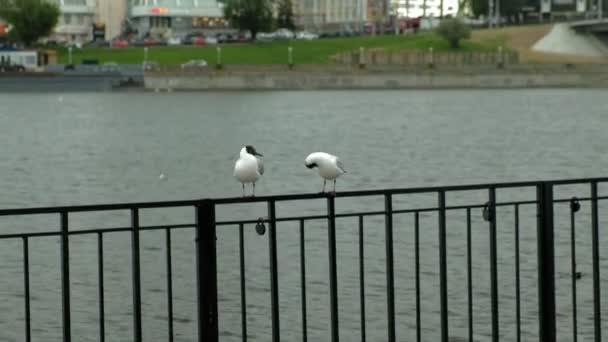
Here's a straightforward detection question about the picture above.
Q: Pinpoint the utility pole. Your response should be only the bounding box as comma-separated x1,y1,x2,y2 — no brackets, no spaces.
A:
440,0,444,18
600,0,603,19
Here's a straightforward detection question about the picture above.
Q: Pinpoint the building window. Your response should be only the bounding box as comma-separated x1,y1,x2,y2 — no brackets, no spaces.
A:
64,14,71,24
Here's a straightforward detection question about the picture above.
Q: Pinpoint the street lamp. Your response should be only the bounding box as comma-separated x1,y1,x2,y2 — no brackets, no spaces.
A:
68,47,73,65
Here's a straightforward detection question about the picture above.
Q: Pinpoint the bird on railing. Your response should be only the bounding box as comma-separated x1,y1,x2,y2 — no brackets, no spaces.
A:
234,145,264,197
305,152,346,195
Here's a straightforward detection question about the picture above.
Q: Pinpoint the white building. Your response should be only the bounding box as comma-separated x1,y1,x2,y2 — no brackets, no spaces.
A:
49,0,96,43
393,0,459,18
128,0,227,38
294,0,368,31
96,0,128,40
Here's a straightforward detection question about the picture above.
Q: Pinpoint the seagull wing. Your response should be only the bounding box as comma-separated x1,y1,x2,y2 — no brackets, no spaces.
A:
256,157,265,176
336,158,346,173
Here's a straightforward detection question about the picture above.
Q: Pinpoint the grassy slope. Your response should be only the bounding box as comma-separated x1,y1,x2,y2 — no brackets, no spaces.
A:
56,32,505,65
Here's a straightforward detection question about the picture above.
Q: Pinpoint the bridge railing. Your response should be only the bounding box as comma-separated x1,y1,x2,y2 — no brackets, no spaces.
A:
0,177,606,342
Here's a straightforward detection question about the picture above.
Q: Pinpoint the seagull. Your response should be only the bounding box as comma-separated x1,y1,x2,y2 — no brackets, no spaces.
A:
234,145,264,197
305,152,346,194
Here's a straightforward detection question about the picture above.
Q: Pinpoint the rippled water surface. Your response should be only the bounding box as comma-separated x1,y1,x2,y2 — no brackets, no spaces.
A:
0,90,607,342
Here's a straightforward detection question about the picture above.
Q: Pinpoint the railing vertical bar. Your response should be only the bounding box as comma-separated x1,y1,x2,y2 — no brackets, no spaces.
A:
358,215,366,342
98,232,105,342
385,194,395,342
591,182,601,342
267,200,280,342
196,200,218,342
23,237,31,342
438,191,448,342
570,202,577,342
515,205,521,342
165,228,174,342
327,196,339,342
60,211,71,342
488,188,499,342
414,211,421,342
299,219,308,342
131,208,142,342
466,208,473,342
239,223,247,342
537,182,556,342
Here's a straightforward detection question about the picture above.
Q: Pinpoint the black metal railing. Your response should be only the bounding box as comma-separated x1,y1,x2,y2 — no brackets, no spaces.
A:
0,177,606,342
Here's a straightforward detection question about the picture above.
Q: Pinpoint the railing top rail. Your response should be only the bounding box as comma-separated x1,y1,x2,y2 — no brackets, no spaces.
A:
0,177,606,216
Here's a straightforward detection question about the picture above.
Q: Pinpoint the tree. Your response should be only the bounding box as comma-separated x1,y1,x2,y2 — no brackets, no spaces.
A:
0,0,60,46
276,0,295,30
222,0,273,41
436,18,471,48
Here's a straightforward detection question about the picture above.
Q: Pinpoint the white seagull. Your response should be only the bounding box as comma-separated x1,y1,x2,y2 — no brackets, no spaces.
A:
305,152,346,194
234,145,264,197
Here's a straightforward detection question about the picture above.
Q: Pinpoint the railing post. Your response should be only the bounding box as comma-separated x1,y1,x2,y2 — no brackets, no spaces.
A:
60,211,71,342
385,194,395,342
438,191,448,342
268,200,280,342
196,200,218,342
537,182,556,342
327,196,339,342
131,208,142,342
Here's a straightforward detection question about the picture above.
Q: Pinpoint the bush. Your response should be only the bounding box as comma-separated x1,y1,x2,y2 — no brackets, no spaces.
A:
436,18,471,49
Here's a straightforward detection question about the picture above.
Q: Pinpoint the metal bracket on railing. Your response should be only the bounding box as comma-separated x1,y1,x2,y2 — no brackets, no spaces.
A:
570,197,581,213
483,201,494,222
255,217,266,236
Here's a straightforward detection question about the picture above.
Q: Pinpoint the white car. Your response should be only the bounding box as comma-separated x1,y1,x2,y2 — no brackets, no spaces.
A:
205,36,218,44
296,31,319,40
167,36,183,45
274,28,295,39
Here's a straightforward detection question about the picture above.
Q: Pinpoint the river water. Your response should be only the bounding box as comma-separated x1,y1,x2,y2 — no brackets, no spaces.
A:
0,90,606,342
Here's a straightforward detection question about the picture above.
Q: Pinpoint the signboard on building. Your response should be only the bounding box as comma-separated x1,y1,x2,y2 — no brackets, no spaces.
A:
92,22,106,41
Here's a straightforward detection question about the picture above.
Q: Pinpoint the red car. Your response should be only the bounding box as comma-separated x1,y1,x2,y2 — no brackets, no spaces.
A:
190,36,206,46
112,39,129,48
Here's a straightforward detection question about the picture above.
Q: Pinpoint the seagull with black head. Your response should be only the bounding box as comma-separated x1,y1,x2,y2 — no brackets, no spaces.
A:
305,152,345,194
234,145,264,197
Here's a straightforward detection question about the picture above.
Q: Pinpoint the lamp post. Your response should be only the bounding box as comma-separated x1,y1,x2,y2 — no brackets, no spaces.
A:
68,47,73,65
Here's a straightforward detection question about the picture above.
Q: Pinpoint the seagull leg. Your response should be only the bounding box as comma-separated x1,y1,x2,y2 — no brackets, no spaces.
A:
321,179,326,193
242,183,245,197
328,180,336,196
252,182,256,197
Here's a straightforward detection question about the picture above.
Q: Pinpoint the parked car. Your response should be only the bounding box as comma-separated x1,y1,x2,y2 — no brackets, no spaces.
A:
181,59,208,70
296,31,319,40
112,38,129,48
190,36,206,45
274,28,295,39
167,36,183,45
205,35,218,44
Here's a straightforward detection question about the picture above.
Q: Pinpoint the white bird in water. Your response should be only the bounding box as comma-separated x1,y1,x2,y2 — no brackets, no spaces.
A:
305,152,346,194
234,145,264,197
159,173,166,181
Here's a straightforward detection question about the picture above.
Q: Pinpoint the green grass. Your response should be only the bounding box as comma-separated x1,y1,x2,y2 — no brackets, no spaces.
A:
56,32,506,65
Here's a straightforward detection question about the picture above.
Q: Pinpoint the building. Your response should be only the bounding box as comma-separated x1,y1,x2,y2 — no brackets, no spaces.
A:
128,0,228,39
49,0,96,43
294,0,368,31
393,0,459,18
96,0,128,40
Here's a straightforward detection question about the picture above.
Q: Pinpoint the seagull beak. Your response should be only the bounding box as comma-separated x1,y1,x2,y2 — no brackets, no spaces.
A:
255,152,263,157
